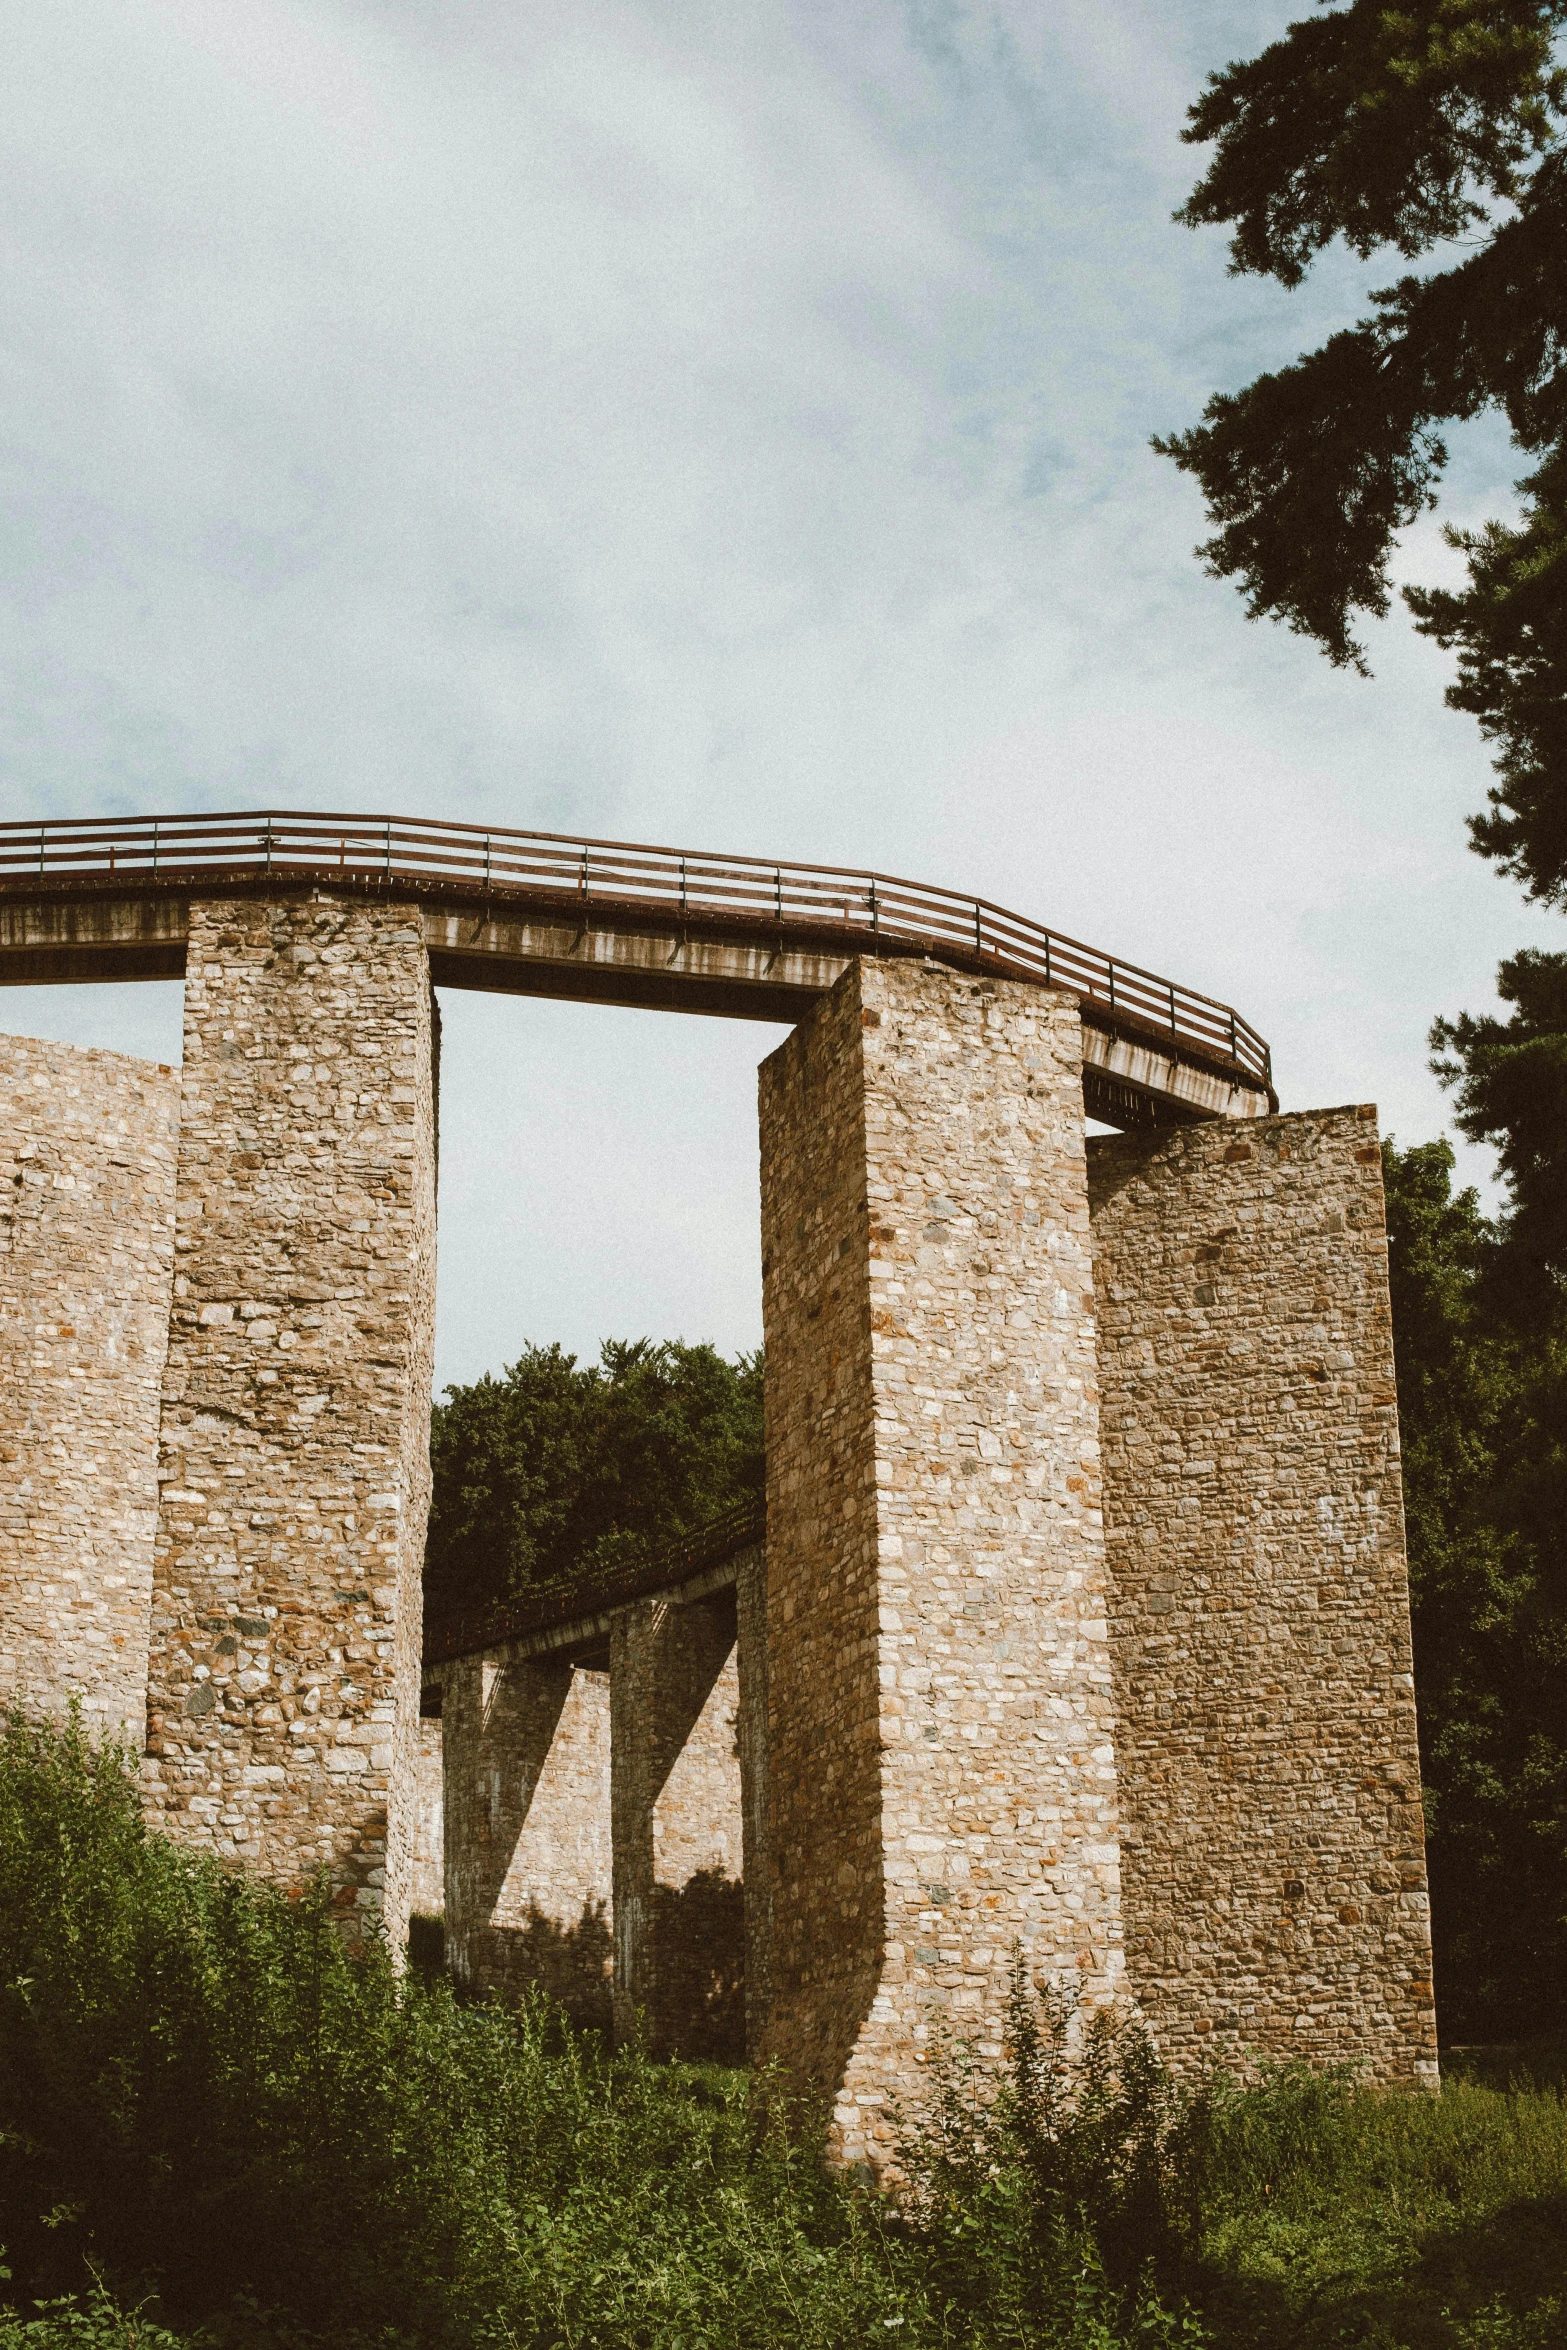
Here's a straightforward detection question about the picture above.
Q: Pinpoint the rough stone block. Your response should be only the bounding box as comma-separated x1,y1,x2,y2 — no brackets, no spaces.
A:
438,1649,613,2024
411,1713,444,1918
735,1551,774,2060
611,1592,745,2059
758,958,1123,2167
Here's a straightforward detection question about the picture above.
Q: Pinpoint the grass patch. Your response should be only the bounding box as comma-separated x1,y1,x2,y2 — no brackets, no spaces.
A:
0,1710,1564,2348
1181,2064,1567,2346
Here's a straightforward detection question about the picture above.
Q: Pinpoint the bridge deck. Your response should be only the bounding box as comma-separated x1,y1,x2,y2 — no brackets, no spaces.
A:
0,809,1275,1126
421,1501,767,1674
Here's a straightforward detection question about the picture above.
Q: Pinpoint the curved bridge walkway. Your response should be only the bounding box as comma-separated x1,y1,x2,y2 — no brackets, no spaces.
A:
0,808,1273,1127
0,803,1439,2148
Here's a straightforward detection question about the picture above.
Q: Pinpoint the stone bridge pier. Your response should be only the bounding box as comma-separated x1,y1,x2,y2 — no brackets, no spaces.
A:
428,1545,769,2060
139,896,438,1951
759,958,1125,2164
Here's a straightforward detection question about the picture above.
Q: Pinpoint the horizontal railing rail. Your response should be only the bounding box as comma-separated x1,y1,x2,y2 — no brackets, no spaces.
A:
0,808,1272,1089
422,1498,767,1666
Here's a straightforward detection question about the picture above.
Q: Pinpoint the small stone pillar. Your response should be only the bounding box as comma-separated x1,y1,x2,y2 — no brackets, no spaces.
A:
142,895,437,1949
758,958,1122,2168
438,1648,612,2021
410,1707,445,1920
734,1550,774,2059
1088,1108,1439,2083
0,1035,178,1743
610,1592,744,2057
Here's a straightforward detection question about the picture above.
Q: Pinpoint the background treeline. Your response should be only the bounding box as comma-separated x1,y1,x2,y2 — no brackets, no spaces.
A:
1385,1125,1567,2045
423,1338,763,1623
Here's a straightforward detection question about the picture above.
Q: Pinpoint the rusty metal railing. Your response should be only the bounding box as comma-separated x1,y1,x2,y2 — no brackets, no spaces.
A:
422,1497,766,1667
0,808,1271,1089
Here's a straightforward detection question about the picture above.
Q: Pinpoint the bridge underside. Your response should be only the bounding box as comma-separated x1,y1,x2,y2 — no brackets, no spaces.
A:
0,882,1271,1127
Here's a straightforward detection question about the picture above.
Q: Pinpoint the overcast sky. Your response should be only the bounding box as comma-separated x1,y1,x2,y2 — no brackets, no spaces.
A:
2,0,1555,1391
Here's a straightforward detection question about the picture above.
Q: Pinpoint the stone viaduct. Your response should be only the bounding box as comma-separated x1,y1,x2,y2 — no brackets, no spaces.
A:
0,811,1438,2167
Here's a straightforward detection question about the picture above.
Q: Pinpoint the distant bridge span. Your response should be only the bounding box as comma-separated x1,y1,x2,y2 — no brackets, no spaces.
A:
0,808,1274,1126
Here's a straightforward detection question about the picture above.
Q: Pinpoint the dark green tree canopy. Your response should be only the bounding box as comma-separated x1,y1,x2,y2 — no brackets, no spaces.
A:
1432,945,1567,1301
1383,1136,1567,2036
1158,0,1567,904
425,1338,763,1623
1406,446,1567,899
1177,2,1565,285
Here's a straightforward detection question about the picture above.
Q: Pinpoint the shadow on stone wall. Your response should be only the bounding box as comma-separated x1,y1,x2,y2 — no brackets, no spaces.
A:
649,1869,745,2063
467,1900,616,2034
423,1879,746,2059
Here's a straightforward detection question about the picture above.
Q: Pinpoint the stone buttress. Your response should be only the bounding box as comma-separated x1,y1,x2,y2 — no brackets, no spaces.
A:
1088,1109,1438,2084
142,895,437,1948
758,958,1123,2168
611,1591,747,2059
0,1035,178,1742
438,1651,614,2026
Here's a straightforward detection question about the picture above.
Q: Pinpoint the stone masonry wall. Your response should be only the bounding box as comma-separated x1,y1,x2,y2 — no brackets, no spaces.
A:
734,1552,773,2059
759,959,1123,2168
1087,1108,1438,2083
612,1594,745,2058
142,895,437,1950
439,1651,614,2026
411,1714,444,1917
0,1034,178,1741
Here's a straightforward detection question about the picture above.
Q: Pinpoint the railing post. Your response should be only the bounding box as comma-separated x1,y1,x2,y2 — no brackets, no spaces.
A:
580,846,588,900
680,856,687,918
1229,1009,1238,1061
264,819,273,873
775,867,782,920
483,834,491,891
37,826,44,875
973,900,981,957
869,879,879,940
384,822,391,880
151,821,159,875
1169,983,1177,1041
1108,959,1116,1010
1043,932,1051,985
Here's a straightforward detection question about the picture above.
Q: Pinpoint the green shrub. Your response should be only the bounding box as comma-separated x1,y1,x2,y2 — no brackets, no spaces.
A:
1179,2060,1567,2346
0,1710,1189,2349
3,1710,1566,2349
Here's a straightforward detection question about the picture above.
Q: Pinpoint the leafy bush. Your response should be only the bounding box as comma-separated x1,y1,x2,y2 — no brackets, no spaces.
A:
902,1964,1196,2340
3,1712,1566,2348
0,1710,1186,2349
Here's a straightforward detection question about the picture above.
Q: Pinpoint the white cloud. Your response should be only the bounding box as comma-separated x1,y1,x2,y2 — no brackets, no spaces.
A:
0,0,1552,1383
